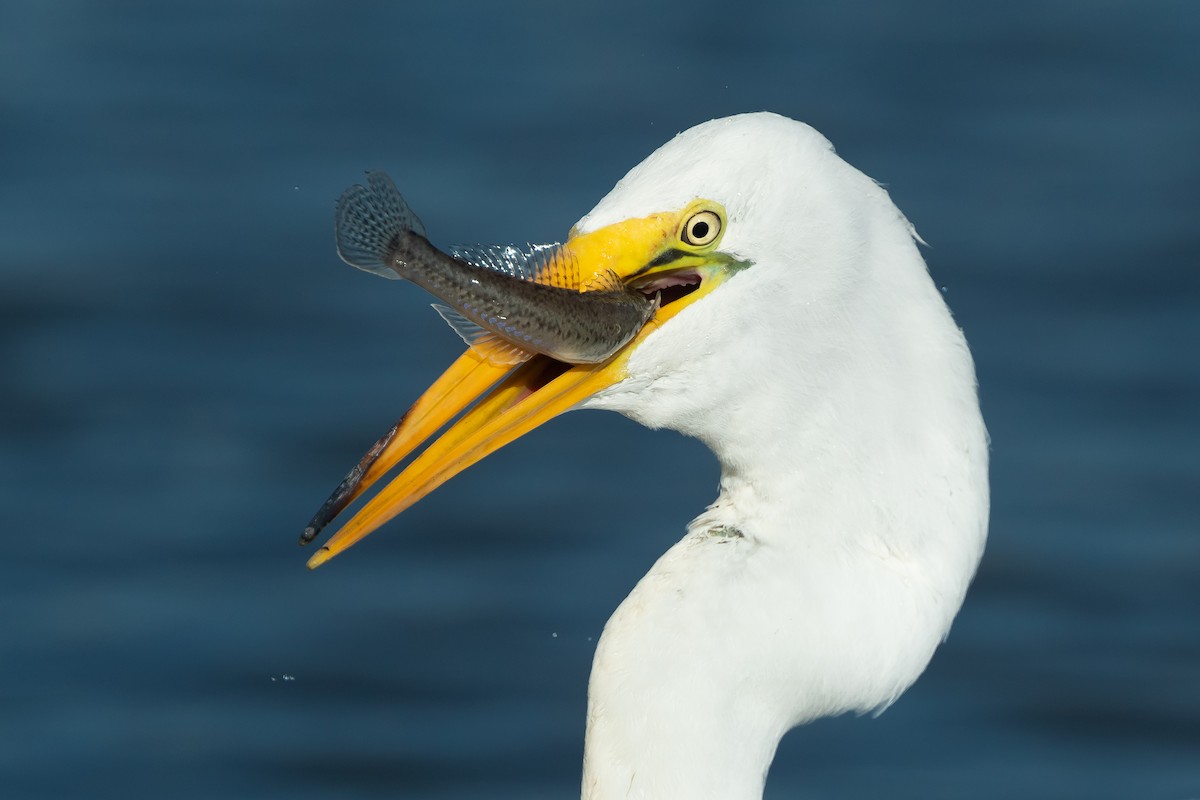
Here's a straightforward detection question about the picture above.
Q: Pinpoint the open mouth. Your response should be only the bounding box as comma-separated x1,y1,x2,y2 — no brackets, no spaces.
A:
301,268,717,565
300,192,739,566
636,271,702,307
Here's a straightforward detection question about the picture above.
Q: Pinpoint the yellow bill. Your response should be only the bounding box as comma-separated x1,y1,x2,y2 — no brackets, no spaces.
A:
302,199,742,568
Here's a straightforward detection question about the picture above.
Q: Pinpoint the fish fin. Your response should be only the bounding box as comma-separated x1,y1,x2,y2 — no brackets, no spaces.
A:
580,268,625,294
448,242,580,289
448,244,540,282
527,243,581,289
471,339,532,366
431,304,530,366
334,171,425,280
431,303,488,345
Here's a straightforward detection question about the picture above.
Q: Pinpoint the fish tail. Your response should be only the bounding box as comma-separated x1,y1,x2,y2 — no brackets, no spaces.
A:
335,171,427,280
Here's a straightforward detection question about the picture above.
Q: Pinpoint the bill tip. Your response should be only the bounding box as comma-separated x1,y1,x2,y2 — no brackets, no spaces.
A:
306,548,333,570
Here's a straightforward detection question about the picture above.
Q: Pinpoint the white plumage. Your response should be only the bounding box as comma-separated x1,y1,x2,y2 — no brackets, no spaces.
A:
573,114,988,799
307,112,988,800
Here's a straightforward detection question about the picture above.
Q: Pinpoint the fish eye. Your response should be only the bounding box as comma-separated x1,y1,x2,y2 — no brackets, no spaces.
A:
681,209,721,247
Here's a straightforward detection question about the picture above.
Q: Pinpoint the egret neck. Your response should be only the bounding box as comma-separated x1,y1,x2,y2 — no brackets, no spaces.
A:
578,165,987,799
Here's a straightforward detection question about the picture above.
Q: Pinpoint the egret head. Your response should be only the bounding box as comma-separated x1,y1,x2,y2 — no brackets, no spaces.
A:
303,112,929,566
572,113,926,436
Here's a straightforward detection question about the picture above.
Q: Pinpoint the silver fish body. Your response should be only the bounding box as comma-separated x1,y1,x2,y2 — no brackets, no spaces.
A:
335,172,655,365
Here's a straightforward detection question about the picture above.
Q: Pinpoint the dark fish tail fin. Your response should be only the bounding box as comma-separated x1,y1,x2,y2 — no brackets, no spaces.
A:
335,171,426,280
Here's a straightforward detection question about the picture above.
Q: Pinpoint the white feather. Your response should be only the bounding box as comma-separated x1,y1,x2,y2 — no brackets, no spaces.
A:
576,113,989,800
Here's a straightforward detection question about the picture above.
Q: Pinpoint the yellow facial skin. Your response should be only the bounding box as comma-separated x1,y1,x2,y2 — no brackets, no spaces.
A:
553,199,730,291
304,200,737,568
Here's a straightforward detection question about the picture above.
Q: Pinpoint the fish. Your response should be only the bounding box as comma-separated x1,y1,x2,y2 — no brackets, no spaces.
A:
335,171,657,365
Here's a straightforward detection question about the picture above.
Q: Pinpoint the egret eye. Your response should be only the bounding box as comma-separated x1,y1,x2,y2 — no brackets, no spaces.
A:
681,209,721,247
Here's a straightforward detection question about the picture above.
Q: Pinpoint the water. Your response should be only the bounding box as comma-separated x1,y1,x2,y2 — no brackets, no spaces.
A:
2,2,1197,798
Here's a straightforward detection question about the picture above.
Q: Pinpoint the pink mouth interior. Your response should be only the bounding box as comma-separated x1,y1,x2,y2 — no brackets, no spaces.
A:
636,272,702,308
638,272,701,293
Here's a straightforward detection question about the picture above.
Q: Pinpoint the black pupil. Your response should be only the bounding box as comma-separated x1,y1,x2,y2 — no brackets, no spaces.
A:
691,220,709,240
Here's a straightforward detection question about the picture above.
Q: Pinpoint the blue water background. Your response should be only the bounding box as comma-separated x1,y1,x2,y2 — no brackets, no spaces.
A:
2,2,1197,798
